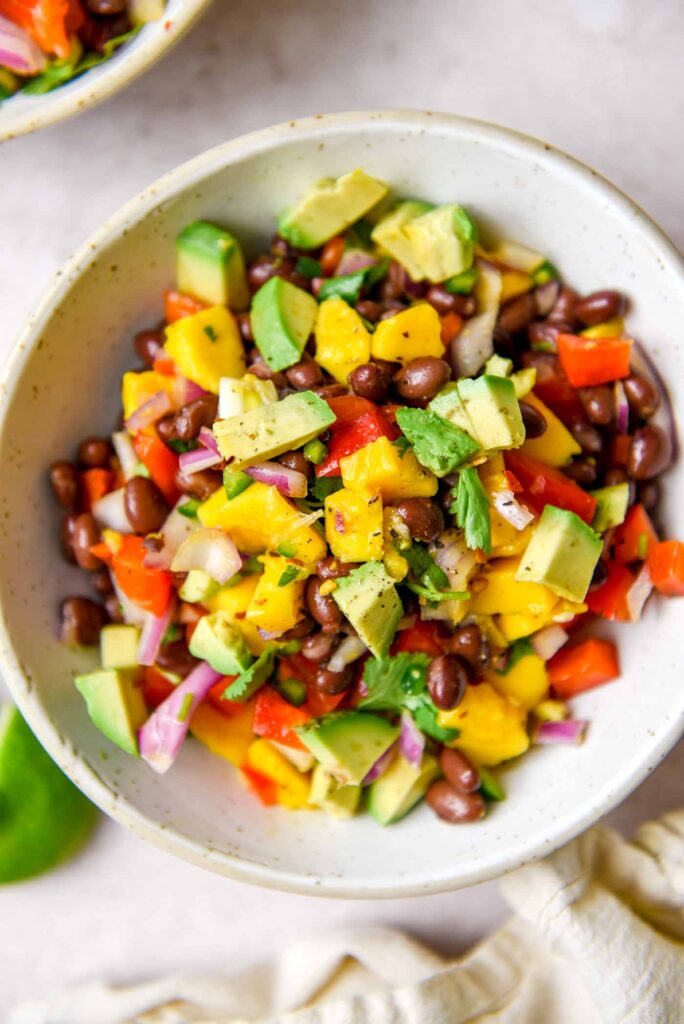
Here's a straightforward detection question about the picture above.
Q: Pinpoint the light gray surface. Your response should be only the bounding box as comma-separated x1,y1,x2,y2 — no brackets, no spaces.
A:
1,0,683,1012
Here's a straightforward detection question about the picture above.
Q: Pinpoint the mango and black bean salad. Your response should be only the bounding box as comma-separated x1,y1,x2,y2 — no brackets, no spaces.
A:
49,169,682,825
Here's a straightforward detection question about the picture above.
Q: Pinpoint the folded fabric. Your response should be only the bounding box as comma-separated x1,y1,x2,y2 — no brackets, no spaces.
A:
10,809,684,1024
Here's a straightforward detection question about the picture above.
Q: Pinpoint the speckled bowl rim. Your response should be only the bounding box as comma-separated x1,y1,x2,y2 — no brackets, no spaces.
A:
2,110,684,897
0,0,213,141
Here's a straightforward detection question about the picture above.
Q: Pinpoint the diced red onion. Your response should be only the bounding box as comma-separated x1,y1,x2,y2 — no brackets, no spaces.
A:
92,488,132,533
198,427,220,455
533,280,560,317
531,624,568,661
125,390,173,433
245,461,308,498
178,446,222,475
257,628,283,641
614,380,629,434
492,490,535,531
336,250,377,276
626,563,653,621
327,636,367,674
0,15,47,74
362,741,397,784
399,711,425,769
534,719,588,745
138,661,222,773
172,375,208,406
111,431,139,480
170,527,242,584
431,529,478,588
449,263,501,378
311,277,324,297
137,600,174,667
143,503,200,570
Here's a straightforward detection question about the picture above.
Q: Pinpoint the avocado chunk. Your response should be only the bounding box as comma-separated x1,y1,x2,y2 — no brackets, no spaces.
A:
457,375,525,451
331,561,403,659
176,221,249,311
395,406,478,477
404,204,476,282
484,353,514,378
0,705,98,883
213,390,336,468
251,276,319,371
297,711,399,786
309,763,361,818
278,169,389,249
367,751,440,825
516,504,602,602
429,384,479,440
179,569,221,604
371,200,434,281
188,611,253,674
100,624,140,669
74,669,147,757
590,482,630,533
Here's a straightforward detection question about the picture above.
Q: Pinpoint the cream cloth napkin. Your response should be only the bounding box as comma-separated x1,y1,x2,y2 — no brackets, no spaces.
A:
11,809,684,1024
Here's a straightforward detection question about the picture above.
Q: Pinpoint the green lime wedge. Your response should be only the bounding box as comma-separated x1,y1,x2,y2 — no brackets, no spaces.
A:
0,705,98,883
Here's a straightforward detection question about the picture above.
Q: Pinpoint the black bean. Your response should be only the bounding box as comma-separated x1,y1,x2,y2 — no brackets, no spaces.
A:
426,780,485,823
104,594,124,623
124,477,168,535
520,401,547,439
394,357,450,405
547,287,579,325
301,631,338,662
61,597,106,646
348,362,392,403
579,386,614,425
447,624,490,672
175,467,222,500
575,289,626,326
133,327,164,367
425,284,461,315
237,312,253,343
623,375,660,420
570,419,604,454
589,559,609,590
173,394,219,442
77,437,112,468
305,577,342,633
354,300,383,323
278,450,309,476
156,641,200,679
604,467,628,486
72,513,102,571
49,462,80,510
85,0,126,14
427,655,469,710
564,458,598,487
394,498,444,542
527,321,565,351
285,358,323,390
316,557,360,581
157,414,179,443
92,569,113,596
637,479,660,512
439,748,480,793
315,664,353,695
59,513,78,564
497,293,537,334
627,425,671,480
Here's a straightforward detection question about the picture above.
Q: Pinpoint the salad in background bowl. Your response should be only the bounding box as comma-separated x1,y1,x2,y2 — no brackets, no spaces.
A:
0,0,212,138
1,112,683,895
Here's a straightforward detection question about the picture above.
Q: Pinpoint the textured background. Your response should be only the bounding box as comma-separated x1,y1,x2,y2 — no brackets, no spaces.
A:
1,0,683,1012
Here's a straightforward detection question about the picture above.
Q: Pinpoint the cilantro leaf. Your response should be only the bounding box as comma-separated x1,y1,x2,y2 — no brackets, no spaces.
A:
412,702,459,743
223,650,275,702
295,256,322,279
392,435,412,459
310,475,343,504
395,407,478,477
403,543,449,590
358,652,430,712
317,270,367,305
405,581,470,603
451,467,491,554
496,637,534,675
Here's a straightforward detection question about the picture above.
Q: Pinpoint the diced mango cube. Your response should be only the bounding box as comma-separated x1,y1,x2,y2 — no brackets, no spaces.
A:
164,305,245,393
370,303,444,364
499,269,533,304
521,392,581,467
383,507,409,581
121,371,176,422
437,682,529,766
324,489,383,562
315,298,371,385
340,436,437,502
198,483,326,565
246,739,311,809
190,702,255,766
486,651,549,710
580,317,624,339
469,557,557,617
245,554,309,635
205,574,266,655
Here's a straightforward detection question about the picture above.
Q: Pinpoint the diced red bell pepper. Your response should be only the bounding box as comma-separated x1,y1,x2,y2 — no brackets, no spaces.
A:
610,434,631,467
524,355,584,421
153,356,176,376
142,666,175,710
253,686,311,749
241,765,278,806
548,638,620,698
585,560,635,621
0,0,82,58
163,288,209,323
440,312,463,345
504,469,523,494
112,535,172,617
81,468,112,511
647,541,684,597
557,334,632,388
278,655,347,717
614,504,658,564
316,395,400,477
133,433,180,506
320,236,345,276
504,450,597,524
391,619,447,657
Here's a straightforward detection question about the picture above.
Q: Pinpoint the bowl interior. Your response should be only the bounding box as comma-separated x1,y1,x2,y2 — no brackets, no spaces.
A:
0,0,211,140
1,113,682,896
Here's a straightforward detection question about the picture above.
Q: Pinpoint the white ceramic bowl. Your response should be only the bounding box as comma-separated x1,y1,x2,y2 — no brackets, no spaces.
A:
0,0,212,141
1,111,682,897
